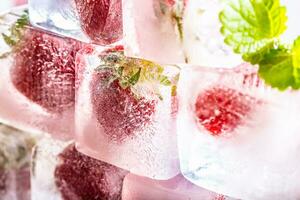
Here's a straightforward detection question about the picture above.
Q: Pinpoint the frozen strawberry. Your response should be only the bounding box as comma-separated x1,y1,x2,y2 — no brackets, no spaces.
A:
54,144,128,200
195,87,257,136
74,0,122,45
76,45,125,94
91,75,157,142
88,49,177,142
10,28,83,113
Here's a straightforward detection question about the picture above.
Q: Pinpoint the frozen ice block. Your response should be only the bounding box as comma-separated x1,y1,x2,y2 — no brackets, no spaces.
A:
75,45,180,179
122,173,236,200
124,0,299,67
31,137,68,200
123,0,242,67
177,64,300,199
0,124,36,200
181,0,242,67
28,0,122,45
0,7,84,140
31,137,128,200
122,0,186,64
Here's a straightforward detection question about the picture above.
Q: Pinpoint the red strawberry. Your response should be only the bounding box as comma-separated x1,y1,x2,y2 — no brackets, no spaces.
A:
54,144,128,200
89,48,164,142
195,87,257,136
88,50,174,142
10,28,83,113
91,74,157,142
74,0,122,45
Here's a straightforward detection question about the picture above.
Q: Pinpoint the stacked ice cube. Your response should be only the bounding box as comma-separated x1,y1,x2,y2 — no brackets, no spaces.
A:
0,7,80,140
75,45,180,179
31,137,129,200
177,64,300,199
28,0,122,45
0,0,299,199
122,0,243,67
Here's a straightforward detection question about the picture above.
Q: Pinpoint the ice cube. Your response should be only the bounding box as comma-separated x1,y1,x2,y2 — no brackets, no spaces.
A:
31,137,128,200
122,173,236,200
31,137,68,200
75,45,180,179
123,0,242,67
0,7,83,140
182,0,242,67
177,64,300,199
0,1,12,12
122,0,186,64
28,0,122,45
0,124,36,200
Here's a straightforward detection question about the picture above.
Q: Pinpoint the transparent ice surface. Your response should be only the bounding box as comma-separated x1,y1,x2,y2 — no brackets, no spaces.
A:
122,0,186,64
177,64,300,200
28,0,123,45
0,7,81,140
123,0,242,67
123,0,299,67
122,173,236,200
182,0,242,67
31,137,128,200
75,46,180,180
0,124,36,200
29,0,79,33
31,137,70,200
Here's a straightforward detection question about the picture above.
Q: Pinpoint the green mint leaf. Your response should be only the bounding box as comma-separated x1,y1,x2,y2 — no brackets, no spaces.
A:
220,0,287,58
292,36,300,85
242,41,274,64
258,46,294,90
258,38,300,90
220,0,300,90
